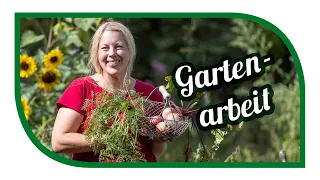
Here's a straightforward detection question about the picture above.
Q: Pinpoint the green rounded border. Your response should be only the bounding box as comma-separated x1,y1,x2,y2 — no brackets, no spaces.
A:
15,12,305,168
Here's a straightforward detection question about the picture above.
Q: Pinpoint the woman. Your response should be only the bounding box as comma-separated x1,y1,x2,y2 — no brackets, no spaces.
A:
51,20,167,162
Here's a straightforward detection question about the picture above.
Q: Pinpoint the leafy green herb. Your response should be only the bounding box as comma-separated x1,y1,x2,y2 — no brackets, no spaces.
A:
165,76,174,93
82,89,147,162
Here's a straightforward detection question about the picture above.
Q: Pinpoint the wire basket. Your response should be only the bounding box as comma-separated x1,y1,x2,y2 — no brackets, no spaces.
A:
138,86,192,140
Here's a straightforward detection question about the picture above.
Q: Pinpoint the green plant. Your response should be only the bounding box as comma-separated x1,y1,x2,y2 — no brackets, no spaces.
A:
229,19,300,162
83,88,147,162
20,18,101,158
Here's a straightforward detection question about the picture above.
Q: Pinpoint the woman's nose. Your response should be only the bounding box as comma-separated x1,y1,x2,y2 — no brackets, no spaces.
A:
108,47,117,56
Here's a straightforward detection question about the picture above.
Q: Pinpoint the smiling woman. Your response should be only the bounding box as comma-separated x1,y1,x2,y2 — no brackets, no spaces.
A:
51,20,168,162
18,16,302,164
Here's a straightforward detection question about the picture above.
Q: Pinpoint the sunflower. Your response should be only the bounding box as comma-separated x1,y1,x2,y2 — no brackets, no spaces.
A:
43,49,64,67
20,54,37,78
37,67,62,91
21,98,32,120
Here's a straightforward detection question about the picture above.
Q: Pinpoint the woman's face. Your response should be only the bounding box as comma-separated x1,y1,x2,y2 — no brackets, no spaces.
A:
98,30,130,77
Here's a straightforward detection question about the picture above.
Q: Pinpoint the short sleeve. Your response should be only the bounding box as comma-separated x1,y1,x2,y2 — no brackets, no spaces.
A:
135,79,164,103
56,79,85,116
148,87,164,103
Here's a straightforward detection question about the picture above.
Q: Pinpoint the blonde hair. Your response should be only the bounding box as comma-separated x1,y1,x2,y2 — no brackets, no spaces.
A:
88,20,136,75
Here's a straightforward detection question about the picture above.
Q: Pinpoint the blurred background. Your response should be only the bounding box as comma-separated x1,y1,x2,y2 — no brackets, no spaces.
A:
19,17,300,162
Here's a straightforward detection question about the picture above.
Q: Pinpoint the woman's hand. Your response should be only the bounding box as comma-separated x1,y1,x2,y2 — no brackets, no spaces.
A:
151,139,167,159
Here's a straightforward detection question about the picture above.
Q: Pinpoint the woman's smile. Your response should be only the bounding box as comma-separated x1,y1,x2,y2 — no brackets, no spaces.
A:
104,59,121,66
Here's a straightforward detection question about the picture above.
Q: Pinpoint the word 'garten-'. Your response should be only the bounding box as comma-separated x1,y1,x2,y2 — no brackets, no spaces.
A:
172,53,275,130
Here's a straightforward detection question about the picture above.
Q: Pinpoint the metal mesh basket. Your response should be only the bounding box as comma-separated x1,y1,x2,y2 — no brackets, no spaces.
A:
138,86,192,140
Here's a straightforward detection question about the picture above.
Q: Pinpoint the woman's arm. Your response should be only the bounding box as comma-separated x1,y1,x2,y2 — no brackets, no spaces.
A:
51,107,92,153
151,140,167,159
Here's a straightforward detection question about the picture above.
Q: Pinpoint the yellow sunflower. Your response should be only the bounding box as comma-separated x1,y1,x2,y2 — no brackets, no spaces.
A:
43,49,64,67
37,67,62,91
20,54,37,78
21,98,32,120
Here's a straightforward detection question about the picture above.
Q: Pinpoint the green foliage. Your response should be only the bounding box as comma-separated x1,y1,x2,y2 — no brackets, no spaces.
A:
20,18,299,162
224,146,240,162
189,123,244,162
189,144,211,162
165,75,174,93
229,19,300,162
252,77,300,162
74,18,97,32
20,30,45,48
230,19,273,55
187,18,299,163
20,18,101,159
189,92,206,109
83,89,147,162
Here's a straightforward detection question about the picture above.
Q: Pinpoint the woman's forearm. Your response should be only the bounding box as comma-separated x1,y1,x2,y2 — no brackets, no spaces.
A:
51,132,92,153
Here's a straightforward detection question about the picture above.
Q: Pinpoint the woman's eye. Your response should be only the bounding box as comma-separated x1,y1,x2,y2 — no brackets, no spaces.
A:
102,47,109,50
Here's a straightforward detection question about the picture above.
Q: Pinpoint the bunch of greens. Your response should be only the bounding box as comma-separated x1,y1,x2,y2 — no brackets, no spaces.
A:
82,89,147,162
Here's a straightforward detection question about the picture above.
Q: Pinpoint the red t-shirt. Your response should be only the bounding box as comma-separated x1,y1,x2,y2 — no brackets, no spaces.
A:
56,76,164,162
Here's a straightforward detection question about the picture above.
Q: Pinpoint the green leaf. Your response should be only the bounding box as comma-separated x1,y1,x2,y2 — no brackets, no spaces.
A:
21,83,39,100
214,129,224,144
65,31,83,47
188,102,198,110
20,30,45,48
211,129,227,151
201,148,210,162
64,18,73,23
97,18,103,26
224,146,241,162
164,75,174,93
53,22,69,36
54,83,67,91
34,49,45,64
74,18,97,32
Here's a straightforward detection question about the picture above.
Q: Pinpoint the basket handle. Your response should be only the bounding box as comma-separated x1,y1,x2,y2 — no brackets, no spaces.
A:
159,85,171,100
